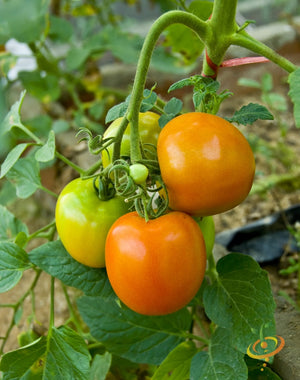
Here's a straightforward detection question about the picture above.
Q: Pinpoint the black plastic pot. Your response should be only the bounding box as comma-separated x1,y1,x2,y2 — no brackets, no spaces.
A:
215,204,300,263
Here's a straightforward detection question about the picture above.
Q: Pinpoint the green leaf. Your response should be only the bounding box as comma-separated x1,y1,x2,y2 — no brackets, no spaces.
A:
0,336,47,380
0,205,28,241
168,78,194,92
65,47,92,71
35,130,56,162
203,253,276,353
190,328,248,380
6,156,41,199
238,78,261,89
288,68,300,127
29,240,111,296
0,0,50,44
0,143,31,178
164,97,183,115
90,352,112,380
189,0,214,20
152,341,197,380
105,102,128,124
77,293,192,365
18,71,60,102
49,15,73,42
261,73,273,93
105,89,158,123
246,357,283,379
0,90,26,135
52,119,70,133
44,326,91,379
140,89,157,112
227,103,274,125
0,52,17,77
262,93,287,112
0,326,91,380
0,242,31,293
164,24,204,66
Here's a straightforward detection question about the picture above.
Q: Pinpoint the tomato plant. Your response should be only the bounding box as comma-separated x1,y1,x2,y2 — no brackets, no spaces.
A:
55,177,130,268
157,112,256,216
0,0,299,379
105,211,207,315
101,111,161,167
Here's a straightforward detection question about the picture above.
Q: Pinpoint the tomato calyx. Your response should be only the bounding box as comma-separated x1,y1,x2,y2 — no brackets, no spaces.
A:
93,175,116,201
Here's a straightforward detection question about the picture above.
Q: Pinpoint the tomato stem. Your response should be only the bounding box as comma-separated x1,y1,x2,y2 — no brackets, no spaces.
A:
126,10,208,162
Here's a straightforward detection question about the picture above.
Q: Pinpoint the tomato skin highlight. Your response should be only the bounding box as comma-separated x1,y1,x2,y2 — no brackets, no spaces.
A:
102,111,161,167
105,211,207,316
55,178,130,268
157,112,255,216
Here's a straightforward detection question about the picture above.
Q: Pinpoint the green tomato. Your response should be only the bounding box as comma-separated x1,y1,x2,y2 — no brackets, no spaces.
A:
194,216,215,255
102,111,161,167
55,177,130,268
129,163,149,184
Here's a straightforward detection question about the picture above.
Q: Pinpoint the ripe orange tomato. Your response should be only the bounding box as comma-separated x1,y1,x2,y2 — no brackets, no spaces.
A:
105,211,207,315
157,112,255,216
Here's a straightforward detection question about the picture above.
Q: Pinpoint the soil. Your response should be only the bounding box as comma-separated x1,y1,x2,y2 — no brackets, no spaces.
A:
0,37,299,379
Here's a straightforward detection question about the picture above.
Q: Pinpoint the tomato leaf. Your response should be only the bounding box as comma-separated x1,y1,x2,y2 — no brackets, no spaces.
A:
0,143,31,178
1,91,26,135
0,242,31,293
0,326,91,380
0,205,28,242
190,328,248,380
288,67,300,128
6,156,41,199
44,326,91,379
77,293,192,365
18,71,60,103
90,352,112,380
203,253,276,353
29,240,111,296
0,336,47,379
0,0,49,44
35,130,56,162
227,103,274,125
152,341,197,380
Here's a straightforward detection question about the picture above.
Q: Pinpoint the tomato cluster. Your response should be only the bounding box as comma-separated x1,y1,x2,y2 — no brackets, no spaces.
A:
56,111,255,316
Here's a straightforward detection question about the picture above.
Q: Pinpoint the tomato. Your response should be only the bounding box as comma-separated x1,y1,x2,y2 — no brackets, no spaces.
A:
157,112,255,216
102,111,161,167
55,178,130,268
105,211,207,315
129,163,149,184
194,216,215,255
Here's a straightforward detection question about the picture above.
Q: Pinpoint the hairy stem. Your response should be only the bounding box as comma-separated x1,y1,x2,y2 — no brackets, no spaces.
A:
126,10,208,162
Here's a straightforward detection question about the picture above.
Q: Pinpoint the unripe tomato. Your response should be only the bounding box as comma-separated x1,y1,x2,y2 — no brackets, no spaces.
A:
105,211,207,315
102,111,161,167
55,178,130,268
157,112,255,216
129,163,149,184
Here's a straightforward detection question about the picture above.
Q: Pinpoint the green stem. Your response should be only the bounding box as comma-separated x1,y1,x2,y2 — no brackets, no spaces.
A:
27,220,56,242
202,0,238,76
39,185,58,199
126,10,208,162
61,283,84,334
231,32,297,73
49,276,55,329
112,116,129,163
0,269,42,354
55,151,85,176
